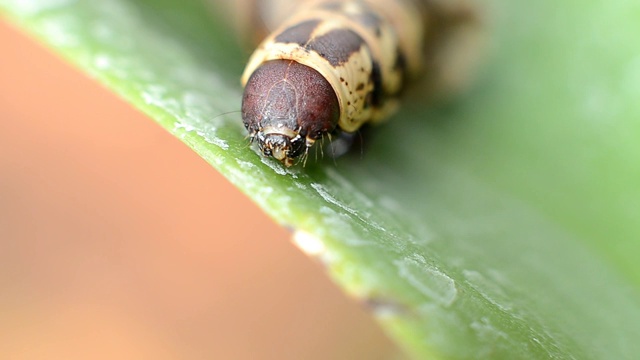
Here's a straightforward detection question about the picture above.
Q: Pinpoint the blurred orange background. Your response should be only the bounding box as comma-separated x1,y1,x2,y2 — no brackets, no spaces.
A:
0,20,396,359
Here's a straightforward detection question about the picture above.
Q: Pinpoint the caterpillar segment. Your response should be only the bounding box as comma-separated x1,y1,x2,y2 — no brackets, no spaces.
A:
234,0,484,167
241,0,424,167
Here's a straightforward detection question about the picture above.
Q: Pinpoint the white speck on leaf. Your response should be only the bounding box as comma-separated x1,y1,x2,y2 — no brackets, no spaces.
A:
470,317,510,357
235,159,256,170
7,0,75,16
39,16,80,47
311,182,395,240
174,121,196,132
396,255,457,307
317,207,371,247
292,230,327,258
312,183,359,217
201,134,228,149
93,54,111,70
470,317,508,341
259,156,287,176
463,270,514,312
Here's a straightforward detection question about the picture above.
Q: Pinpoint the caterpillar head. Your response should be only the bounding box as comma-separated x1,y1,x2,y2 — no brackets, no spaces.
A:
242,60,340,167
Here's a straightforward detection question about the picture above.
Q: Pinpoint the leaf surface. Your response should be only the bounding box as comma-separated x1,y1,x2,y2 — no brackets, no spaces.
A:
2,0,639,358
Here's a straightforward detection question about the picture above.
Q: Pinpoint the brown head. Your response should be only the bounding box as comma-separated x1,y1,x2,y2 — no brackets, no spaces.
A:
242,60,340,167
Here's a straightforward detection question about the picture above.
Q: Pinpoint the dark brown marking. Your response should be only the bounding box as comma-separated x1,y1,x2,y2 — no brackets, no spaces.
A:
393,47,407,74
363,93,372,109
307,29,365,66
354,11,383,37
356,83,365,91
274,19,322,46
369,61,383,106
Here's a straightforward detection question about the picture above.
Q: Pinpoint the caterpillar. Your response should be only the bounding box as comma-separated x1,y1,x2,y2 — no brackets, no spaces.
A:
215,0,483,167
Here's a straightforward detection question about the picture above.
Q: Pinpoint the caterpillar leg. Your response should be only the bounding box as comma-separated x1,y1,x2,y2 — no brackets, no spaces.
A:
326,130,358,160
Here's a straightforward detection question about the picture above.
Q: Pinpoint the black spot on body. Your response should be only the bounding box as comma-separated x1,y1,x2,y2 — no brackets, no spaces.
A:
307,29,365,66
391,48,409,97
275,19,321,45
368,61,383,107
393,47,407,74
354,11,383,37
363,93,372,109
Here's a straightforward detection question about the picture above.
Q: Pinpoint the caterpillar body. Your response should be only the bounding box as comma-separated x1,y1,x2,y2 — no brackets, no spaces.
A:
227,0,482,167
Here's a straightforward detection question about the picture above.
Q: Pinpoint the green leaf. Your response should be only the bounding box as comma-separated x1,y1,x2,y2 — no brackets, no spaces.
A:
2,0,639,358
